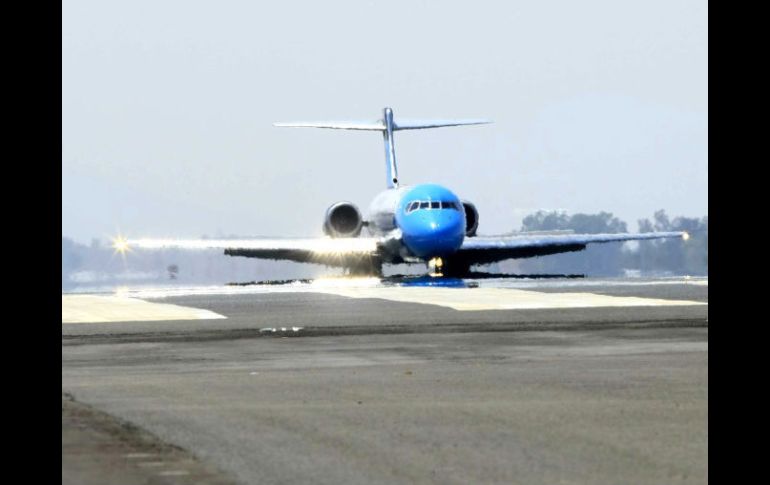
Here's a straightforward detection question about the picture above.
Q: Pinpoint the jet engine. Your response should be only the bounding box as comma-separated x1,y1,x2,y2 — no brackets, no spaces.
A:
461,200,479,237
323,201,364,238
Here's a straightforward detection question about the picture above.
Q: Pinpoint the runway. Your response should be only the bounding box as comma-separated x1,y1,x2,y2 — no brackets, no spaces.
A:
62,277,708,484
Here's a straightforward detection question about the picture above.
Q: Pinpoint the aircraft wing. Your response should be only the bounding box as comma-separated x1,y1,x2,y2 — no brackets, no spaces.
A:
127,238,381,267
454,231,687,265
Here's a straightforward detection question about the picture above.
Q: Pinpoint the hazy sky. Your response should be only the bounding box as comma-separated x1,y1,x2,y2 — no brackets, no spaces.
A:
62,0,707,243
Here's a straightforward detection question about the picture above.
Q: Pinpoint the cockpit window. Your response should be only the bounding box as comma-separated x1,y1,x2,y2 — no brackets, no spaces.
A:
406,200,460,213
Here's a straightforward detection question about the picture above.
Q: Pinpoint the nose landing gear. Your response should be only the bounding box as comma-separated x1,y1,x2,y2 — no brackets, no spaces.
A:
428,257,471,277
428,257,444,276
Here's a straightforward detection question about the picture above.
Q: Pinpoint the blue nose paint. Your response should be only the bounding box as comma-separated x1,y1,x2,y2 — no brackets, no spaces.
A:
395,184,465,258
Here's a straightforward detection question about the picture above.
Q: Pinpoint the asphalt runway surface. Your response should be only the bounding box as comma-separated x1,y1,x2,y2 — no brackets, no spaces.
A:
62,277,708,484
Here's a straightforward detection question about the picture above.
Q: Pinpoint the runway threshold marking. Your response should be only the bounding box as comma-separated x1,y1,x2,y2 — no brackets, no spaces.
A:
62,295,226,324
310,287,707,311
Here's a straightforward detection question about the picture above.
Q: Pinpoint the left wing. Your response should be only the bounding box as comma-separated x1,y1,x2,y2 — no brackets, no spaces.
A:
454,232,687,266
127,238,381,268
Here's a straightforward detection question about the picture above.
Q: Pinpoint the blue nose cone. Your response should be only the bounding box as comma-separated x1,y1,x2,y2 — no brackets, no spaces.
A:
402,214,464,258
396,184,466,259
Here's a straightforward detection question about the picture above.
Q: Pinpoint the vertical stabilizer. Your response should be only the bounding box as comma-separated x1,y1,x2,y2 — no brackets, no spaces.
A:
382,107,399,188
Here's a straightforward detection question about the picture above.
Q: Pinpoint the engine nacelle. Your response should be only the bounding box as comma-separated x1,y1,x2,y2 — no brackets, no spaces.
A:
323,201,364,238
462,200,479,237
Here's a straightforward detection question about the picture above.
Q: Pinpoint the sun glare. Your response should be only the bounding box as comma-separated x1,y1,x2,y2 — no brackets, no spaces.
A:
112,235,131,255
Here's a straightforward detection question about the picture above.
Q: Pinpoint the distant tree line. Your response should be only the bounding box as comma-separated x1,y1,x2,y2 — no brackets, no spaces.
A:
634,210,708,276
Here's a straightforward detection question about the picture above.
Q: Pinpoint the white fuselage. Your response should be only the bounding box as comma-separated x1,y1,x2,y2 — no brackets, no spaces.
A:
367,187,411,236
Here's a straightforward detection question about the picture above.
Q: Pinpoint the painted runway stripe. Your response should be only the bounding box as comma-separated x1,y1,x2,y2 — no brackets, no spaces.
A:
310,287,707,311
63,277,707,299
158,470,190,476
62,295,226,324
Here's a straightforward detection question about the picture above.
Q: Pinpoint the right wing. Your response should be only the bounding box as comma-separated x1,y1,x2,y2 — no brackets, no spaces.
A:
455,231,687,266
127,238,381,268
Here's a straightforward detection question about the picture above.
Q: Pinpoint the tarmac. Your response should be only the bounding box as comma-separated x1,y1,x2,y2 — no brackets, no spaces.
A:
62,276,708,484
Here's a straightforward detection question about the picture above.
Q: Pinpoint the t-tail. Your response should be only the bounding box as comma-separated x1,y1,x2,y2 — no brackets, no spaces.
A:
274,107,491,189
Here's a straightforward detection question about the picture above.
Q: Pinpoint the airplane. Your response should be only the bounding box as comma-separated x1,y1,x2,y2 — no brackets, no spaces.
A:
122,107,688,277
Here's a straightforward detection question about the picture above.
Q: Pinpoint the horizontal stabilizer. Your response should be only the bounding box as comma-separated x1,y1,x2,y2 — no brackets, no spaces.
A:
273,121,385,131
393,119,492,130
274,107,491,189
273,119,492,131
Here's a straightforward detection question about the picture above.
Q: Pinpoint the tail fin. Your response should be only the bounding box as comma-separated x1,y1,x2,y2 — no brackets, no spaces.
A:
274,107,491,189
